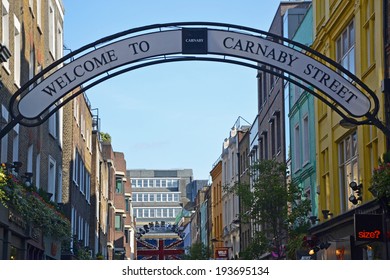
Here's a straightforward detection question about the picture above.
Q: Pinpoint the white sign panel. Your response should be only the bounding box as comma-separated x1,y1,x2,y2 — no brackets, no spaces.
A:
208,30,370,117
18,28,371,119
18,30,182,119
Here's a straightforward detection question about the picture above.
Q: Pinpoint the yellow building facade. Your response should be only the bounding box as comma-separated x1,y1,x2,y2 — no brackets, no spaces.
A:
310,0,388,259
210,160,224,258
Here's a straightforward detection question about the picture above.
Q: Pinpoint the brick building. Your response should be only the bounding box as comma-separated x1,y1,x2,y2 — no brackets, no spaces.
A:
102,142,135,260
0,0,65,260
61,90,93,259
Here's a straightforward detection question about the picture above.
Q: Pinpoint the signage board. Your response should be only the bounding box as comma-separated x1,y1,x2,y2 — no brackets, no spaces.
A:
182,28,208,54
17,28,371,120
214,247,229,260
354,214,383,242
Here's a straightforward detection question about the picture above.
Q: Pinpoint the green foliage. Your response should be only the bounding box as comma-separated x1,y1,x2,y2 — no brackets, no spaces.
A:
231,159,311,259
232,160,288,258
0,169,9,205
184,241,210,260
286,181,312,259
370,152,390,206
74,240,92,260
239,231,269,260
0,166,71,242
100,132,112,143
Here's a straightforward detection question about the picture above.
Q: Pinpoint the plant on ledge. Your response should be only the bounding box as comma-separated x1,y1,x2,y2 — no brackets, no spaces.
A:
369,152,390,207
0,165,71,241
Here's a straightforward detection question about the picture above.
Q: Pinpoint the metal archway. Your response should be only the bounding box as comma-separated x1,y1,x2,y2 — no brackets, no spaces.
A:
1,22,388,139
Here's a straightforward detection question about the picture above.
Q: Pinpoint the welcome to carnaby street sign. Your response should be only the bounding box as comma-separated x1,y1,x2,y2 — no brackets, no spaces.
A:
2,22,381,140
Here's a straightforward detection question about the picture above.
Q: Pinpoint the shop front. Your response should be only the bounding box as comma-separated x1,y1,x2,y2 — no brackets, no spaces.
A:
0,204,52,260
308,200,390,260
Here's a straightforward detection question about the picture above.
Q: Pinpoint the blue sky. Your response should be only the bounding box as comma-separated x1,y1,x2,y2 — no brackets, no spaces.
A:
62,0,281,180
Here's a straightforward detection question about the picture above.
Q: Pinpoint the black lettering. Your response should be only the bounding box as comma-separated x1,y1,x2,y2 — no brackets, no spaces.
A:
41,83,57,96
128,41,149,55
337,85,349,98
92,54,109,68
346,92,358,103
328,79,341,92
288,54,299,66
55,76,67,89
265,48,276,60
245,41,255,53
39,50,119,98
233,39,243,51
74,65,85,77
128,42,139,54
83,61,95,72
223,37,234,49
319,73,331,87
106,50,118,62
277,51,288,63
303,63,314,75
139,41,150,52
255,43,268,56
63,72,76,84
312,66,323,80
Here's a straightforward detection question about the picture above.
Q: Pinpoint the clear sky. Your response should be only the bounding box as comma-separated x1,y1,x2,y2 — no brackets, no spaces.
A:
62,0,282,180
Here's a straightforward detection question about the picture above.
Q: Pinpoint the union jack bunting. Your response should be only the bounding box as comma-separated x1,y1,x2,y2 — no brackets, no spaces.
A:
137,238,184,260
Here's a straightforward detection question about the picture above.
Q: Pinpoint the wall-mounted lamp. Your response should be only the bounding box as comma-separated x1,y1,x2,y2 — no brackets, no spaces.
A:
309,246,320,255
322,210,333,219
319,242,331,250
0,43,11,63
22,172,33,187
308,242,331,256
309,216,320,225
231,218,241,228
339,118,358,129
3,161,23,173
12,161,23,173
348,181,363,205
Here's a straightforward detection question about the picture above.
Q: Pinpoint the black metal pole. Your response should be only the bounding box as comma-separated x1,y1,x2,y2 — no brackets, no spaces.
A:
0,115,22,140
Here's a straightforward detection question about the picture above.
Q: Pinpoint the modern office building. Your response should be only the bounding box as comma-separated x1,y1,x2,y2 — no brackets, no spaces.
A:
127,169,192,259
